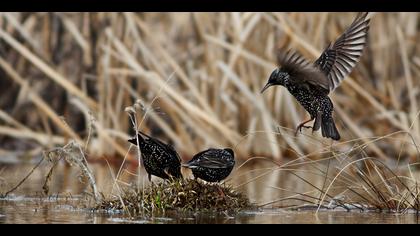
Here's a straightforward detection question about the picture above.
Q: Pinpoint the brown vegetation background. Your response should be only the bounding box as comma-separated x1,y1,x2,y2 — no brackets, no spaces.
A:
0,13,419,163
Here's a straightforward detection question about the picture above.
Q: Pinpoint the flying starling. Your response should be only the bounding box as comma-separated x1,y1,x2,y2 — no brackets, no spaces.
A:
182,148,235,183
261,12,370,140
128,131,182,181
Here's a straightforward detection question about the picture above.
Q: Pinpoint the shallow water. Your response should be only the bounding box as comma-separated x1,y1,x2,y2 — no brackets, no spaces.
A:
0,161,419,224
1,196,418,224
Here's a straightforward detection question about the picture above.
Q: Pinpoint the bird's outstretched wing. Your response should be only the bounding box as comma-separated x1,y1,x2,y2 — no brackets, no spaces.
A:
277,49,331,93
314,12,370,93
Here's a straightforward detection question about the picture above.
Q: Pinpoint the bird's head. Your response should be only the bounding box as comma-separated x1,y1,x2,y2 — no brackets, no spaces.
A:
224,148,235,157
260,68,290,94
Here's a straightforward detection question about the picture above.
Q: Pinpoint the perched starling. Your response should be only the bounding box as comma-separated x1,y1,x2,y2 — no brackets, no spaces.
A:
128,131,182,181
261,12,371,140
182,148,235,183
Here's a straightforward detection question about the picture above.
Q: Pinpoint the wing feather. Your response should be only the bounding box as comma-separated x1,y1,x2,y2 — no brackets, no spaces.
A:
186,149,234,169
314,12,371,92
138,131,181,162
277,49,330,93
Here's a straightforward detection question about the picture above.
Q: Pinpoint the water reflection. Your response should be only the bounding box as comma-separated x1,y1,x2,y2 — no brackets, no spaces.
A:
1,197,419,224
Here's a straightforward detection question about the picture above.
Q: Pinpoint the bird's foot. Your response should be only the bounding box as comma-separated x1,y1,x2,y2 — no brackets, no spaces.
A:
163,168,175,181
294,118,315,137
295,124,313,136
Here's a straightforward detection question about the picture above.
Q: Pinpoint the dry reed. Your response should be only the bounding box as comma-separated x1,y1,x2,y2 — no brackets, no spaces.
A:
0,12,419,165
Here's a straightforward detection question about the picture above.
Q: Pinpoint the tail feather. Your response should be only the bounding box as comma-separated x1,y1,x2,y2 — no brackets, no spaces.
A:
313,112,322,131
321,116,340,140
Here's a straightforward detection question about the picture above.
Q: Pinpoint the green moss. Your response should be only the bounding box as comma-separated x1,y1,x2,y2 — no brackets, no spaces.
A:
97,179,253,215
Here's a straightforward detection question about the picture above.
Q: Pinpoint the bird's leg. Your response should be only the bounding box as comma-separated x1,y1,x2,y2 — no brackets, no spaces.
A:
163,168,170,178
295,118,315,135
163,168,175,182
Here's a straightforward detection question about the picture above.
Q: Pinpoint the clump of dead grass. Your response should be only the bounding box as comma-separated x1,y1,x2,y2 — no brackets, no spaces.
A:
97,178,253,215
43,140,102,203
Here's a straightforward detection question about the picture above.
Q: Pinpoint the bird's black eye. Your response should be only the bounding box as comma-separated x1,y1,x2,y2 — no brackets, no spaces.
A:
269,69,280,81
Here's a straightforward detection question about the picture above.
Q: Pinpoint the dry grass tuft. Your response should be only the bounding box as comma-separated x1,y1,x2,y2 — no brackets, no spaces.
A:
97,178,252,215
252,133,420,213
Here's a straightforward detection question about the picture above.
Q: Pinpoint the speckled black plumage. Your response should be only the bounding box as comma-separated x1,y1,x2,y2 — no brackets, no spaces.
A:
128,131,182,181
261,12,371,140
182,148,235,183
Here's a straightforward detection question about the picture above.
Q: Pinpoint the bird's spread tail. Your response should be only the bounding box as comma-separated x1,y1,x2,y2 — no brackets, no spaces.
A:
321,116,340,140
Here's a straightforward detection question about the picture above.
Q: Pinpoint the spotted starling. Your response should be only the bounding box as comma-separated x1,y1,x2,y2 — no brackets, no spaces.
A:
128,131,182,181
182,148,235,183
261,12,370,140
